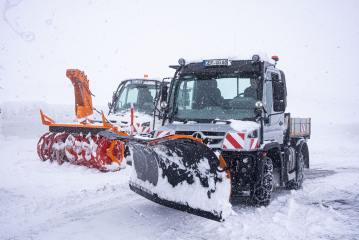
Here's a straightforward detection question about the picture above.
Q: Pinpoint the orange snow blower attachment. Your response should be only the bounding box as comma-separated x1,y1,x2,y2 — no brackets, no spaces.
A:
66,69,94,119
37,110,128,171
37,69,129,172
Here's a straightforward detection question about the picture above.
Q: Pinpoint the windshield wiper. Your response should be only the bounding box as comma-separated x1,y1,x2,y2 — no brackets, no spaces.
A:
211,119,231,124
172,117,189,123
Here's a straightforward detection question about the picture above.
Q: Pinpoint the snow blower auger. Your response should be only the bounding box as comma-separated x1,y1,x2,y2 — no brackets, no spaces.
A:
98,130,232,221
37,69,129,172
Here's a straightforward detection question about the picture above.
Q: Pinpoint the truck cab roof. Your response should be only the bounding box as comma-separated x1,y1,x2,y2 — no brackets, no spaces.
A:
170,58,275,75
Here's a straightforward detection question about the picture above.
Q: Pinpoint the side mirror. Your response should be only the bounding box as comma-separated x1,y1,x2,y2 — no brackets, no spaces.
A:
272,73,287,112
273,100,286,112
108,102,112,110
271,73,279,81
160,84,168,102
272,81,286,112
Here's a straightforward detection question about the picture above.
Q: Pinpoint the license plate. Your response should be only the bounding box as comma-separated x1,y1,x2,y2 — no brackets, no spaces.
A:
203,59,230,67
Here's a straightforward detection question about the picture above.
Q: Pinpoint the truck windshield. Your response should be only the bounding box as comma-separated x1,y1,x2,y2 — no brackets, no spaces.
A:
171,74,258,121
113,83,157,114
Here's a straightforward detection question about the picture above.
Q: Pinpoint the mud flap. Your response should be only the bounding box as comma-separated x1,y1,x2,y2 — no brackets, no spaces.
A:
129,137,232,222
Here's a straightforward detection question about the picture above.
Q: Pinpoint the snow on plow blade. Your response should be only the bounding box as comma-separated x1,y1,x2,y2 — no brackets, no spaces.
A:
129,137,232,222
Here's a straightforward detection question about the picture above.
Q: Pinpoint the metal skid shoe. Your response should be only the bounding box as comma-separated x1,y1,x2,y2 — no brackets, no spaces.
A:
128,136,231,222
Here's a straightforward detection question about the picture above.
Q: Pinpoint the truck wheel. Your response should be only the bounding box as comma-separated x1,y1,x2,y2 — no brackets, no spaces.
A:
250,156,273,206
286,149,304,190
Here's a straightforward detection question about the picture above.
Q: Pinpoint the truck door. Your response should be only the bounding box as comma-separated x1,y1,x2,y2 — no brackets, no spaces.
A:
263,69,285,144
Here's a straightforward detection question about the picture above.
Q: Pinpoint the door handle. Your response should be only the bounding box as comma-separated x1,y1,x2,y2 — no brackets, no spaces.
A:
279,121,283,126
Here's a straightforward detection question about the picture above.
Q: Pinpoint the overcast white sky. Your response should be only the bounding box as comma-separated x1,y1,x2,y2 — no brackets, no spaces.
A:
0,0,359,123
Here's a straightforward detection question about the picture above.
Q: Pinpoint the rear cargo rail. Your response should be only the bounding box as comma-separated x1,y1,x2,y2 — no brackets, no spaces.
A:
289,117,311,138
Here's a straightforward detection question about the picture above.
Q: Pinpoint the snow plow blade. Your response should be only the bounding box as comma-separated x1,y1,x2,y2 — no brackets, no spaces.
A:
128,136,232,222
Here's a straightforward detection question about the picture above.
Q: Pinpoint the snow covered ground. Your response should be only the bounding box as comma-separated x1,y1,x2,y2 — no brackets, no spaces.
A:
1,0,359,239
0,103,359,240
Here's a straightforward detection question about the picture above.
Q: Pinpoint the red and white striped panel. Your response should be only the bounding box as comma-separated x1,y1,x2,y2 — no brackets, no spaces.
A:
142,127,151,134
222,132,259,151
131,125,137,134
222,132,246,150
131,123,140,134
155,130,171,138
131,123,151,135
249,138,260,150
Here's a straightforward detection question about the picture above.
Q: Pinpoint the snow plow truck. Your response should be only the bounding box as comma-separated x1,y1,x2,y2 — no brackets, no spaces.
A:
107,78,168,135
37,69,165,171
125,55,311,221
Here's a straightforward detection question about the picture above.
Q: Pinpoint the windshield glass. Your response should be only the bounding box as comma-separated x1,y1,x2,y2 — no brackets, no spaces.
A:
113,83,157,114
171,74,259,121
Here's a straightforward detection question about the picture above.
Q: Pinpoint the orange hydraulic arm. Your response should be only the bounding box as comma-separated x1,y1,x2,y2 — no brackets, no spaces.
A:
66,69,94,119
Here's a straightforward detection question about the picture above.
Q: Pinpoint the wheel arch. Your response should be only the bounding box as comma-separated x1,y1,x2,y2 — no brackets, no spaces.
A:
262,142,282,170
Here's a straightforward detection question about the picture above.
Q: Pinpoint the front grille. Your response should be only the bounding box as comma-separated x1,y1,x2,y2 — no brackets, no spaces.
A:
175,131,225,136
208,139,223,144
175,131,225,147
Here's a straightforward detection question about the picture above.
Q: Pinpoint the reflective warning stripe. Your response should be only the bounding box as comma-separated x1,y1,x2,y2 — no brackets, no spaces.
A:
156,130,171,138
222,132,245,150
222,132,259,151
226,133,243,149
132,123,151,134
249,138,259,150
131,125,136,134
139,126,151,134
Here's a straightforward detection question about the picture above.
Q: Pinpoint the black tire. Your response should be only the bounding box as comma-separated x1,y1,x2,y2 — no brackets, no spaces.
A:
125,146,132,166
286,148,305,190
250,156,274,206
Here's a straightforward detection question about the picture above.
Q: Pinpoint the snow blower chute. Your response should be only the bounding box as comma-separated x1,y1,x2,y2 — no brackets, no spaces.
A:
123,134,232,221
37,69,128,171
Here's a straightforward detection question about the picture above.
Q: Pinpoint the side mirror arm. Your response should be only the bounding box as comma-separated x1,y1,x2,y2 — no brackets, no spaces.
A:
267,111,285,117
